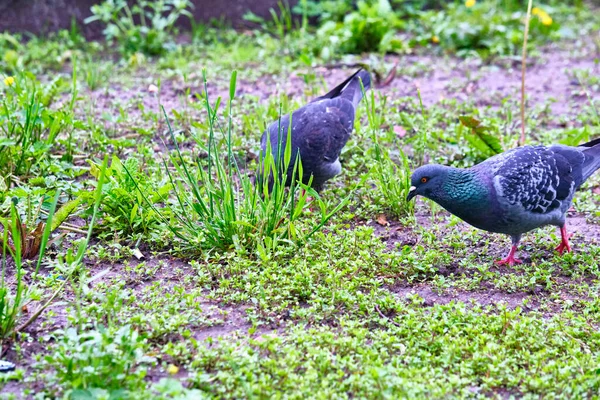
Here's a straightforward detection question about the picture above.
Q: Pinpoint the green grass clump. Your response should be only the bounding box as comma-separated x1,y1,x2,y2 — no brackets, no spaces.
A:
0,29,92,74
86,0,194,56
133,70,349,256
42,325,153,397
90,155,166,240
316,0,408,56
0,70,78,186
413,2,564,58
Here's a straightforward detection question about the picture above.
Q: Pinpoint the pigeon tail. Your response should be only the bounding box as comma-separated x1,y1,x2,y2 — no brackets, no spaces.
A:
315,69,372,109
579,137,600,148
580,138,600,182
340,69,371,109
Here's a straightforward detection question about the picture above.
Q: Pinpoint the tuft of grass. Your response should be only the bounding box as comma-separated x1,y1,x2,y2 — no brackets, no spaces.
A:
85,0,194,57
371,148,415,219
131,70,350,256
42,324,153,397
363,87,415,219
0,70,78,185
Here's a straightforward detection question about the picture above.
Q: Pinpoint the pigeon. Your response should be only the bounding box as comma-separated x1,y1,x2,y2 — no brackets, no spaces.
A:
407,137,600,265
258,69,371,191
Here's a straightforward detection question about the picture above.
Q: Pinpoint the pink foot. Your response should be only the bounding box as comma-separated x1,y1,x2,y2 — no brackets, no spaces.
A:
555,225,573,255
495,256,523,266
495,245,522,266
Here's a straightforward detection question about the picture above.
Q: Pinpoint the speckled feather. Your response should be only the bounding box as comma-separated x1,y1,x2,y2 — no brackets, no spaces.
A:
483,145,578,215
259,69,371,191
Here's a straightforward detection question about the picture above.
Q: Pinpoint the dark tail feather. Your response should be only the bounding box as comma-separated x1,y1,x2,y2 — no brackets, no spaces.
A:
580,138,600,182
579,136,600,148
313,69,372,108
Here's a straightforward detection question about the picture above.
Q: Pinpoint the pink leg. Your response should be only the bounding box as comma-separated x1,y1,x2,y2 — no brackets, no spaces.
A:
495,245,523,266
554,225,573,255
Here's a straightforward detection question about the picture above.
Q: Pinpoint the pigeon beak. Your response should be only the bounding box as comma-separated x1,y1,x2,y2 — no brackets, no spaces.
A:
407,186,417,201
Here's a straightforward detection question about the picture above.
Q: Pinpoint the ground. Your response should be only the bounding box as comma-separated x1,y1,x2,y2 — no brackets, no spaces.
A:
1,19,600,400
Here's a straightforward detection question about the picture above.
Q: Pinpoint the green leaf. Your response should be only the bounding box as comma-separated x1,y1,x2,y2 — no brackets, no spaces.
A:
0,139,16,148
229,70,237,100
459,115,503,155
50,197,82,232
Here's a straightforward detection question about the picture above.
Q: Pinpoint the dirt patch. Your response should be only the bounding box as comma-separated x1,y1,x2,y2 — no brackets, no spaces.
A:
372,208,600,255
392,283,533,308
193,303,252,342
306,42,599,119
72,39,600,143
388,282,591,316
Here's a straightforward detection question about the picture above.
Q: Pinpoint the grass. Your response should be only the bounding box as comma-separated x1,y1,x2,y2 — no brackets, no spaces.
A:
0,0,599,398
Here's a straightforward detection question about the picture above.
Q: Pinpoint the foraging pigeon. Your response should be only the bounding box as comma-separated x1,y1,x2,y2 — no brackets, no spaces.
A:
407,138,600,265
259,69,371,191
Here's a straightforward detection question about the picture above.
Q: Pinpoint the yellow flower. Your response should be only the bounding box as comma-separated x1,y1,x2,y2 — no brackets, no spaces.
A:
532,7,541,16
541,15,552,25
432,35,440,43
3,76,15,86
167,364,179,375
465,0,476,8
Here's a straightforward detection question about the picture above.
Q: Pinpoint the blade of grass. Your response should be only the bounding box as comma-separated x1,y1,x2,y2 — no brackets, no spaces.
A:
33,190,61,278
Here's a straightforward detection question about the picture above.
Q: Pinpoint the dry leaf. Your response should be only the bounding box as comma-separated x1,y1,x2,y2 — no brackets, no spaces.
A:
378,63,398,88
376,214,389,226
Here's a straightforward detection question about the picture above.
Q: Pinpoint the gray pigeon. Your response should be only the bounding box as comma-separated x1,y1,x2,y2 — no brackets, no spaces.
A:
407,138,600,265
259,69,371,191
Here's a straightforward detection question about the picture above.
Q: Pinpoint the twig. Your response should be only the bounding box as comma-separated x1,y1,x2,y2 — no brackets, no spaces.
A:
520,0,534,146
374,303,401,327
57,225,87,235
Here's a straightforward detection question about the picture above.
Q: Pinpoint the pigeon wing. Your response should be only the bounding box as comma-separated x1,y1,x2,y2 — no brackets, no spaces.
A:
291,97,355,163
494,146,576,214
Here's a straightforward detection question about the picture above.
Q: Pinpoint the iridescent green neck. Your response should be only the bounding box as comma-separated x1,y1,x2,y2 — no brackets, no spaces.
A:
432,169,489,210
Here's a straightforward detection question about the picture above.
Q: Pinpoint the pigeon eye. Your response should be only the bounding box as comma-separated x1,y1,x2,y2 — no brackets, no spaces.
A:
421,177,428,183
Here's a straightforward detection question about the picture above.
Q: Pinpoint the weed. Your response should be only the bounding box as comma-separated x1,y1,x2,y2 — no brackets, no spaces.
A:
0,30,92,74
132,70,349,255
0,191,59,344
363,88,415,219
43,325,154,397
0,71,78,185
371,149,415,219
412,1,562,58
86,0,194,56
316,0,407,56
89,155,167,241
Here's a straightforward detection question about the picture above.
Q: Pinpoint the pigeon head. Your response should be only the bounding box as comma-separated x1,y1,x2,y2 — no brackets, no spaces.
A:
407,164,451,202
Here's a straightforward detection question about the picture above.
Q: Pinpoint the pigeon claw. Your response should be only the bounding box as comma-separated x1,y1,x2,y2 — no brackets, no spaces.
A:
554,242,571,255
555,226,573,255
495,245,522,266
495,256,523,267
